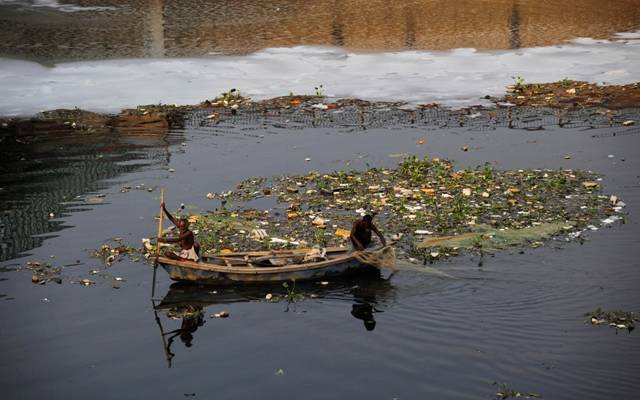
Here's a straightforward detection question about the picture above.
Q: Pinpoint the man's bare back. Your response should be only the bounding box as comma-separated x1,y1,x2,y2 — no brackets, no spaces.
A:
350,214,386,251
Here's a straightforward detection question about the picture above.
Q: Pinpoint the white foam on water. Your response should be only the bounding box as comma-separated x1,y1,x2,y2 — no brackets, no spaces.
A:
0,0,116,12
0,33,639,116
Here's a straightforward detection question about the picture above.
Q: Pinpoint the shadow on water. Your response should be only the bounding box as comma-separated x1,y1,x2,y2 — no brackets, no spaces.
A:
153,274,396,367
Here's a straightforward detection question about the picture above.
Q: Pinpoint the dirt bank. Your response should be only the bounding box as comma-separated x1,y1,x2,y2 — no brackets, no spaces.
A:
498,80,640,109
1,82,638,136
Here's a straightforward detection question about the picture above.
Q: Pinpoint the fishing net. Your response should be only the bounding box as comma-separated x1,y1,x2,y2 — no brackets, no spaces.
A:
353,246,397,270
354,247,458,278
416,222,574,252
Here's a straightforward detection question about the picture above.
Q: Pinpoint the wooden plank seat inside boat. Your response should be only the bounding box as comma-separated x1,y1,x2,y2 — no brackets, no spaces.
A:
202,245,350,267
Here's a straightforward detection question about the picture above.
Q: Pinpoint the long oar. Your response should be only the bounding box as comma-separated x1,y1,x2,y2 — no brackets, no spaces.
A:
151,188,165,297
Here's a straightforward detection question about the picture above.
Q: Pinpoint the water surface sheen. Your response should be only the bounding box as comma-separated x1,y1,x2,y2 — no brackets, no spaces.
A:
1,0,639,62
0,120,639,399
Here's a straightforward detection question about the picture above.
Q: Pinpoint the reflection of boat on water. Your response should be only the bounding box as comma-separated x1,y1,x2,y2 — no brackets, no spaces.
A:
156,245,393,285
152,274,396,366
155,271,394,309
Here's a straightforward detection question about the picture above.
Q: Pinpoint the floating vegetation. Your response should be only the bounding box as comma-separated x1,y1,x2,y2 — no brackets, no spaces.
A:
26,261,62,285
282,280,305,304
495,383,542,399
185,156,623,262
586,307,639,333
201,88,250,108
92,239,140,266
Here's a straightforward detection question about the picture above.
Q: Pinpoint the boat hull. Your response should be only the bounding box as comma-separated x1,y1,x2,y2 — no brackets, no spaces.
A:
159,257,376,285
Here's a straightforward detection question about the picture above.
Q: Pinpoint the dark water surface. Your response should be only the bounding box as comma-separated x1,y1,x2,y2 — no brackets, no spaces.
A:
1,117,639,399
1,0,640,62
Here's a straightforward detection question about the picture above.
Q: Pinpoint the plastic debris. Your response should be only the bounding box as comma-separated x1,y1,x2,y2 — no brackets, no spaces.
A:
602,215,622,225
586,308,638,332
251,229,268,240
312,217,327,227
212,311,229,318
335,228,351,239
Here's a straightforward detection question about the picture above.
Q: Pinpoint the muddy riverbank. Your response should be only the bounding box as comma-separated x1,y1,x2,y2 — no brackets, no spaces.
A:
1,81,639,137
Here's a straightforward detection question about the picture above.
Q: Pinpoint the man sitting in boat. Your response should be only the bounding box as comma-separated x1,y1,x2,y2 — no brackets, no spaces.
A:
158,202,200,262
350,213,386,251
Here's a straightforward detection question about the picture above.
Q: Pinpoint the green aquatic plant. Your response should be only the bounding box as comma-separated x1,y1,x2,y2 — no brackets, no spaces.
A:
282,280,305,310
495,383,542,399
218,88,242,103
314,227,327,247
482,162,495,182
511,75,526,88
558,77,573,88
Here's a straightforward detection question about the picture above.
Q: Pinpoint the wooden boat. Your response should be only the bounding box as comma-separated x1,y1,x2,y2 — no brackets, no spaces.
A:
155,245,387,285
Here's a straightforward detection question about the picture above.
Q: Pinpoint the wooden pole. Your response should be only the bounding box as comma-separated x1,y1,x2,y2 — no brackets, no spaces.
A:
152,188,165,297
152,300,173,368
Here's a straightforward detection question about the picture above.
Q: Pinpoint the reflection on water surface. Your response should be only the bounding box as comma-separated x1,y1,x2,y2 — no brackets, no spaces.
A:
1,0,639,62
0,131,174,260
154,277,395,366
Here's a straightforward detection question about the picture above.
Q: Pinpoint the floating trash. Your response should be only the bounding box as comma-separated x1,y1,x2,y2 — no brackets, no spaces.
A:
173,156,620,262
586,308,638,332
211,311,230,318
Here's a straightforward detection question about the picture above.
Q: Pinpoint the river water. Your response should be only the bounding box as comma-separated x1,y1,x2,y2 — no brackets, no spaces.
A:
1,117,639,399
1,1,639,399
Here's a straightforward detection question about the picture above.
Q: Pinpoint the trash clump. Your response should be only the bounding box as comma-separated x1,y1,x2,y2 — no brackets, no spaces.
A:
26,261,63,285
92,239,140,266
165,156,621,263
500,79,640,110
495,383,542,399
586,307,639,332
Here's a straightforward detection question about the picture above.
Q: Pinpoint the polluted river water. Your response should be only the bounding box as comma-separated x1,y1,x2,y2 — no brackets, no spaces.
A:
1,1,640,399
1,118,639,399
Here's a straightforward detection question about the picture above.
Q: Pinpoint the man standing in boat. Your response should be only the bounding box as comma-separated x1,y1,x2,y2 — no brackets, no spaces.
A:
350,213,386,251
158,202,200,262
